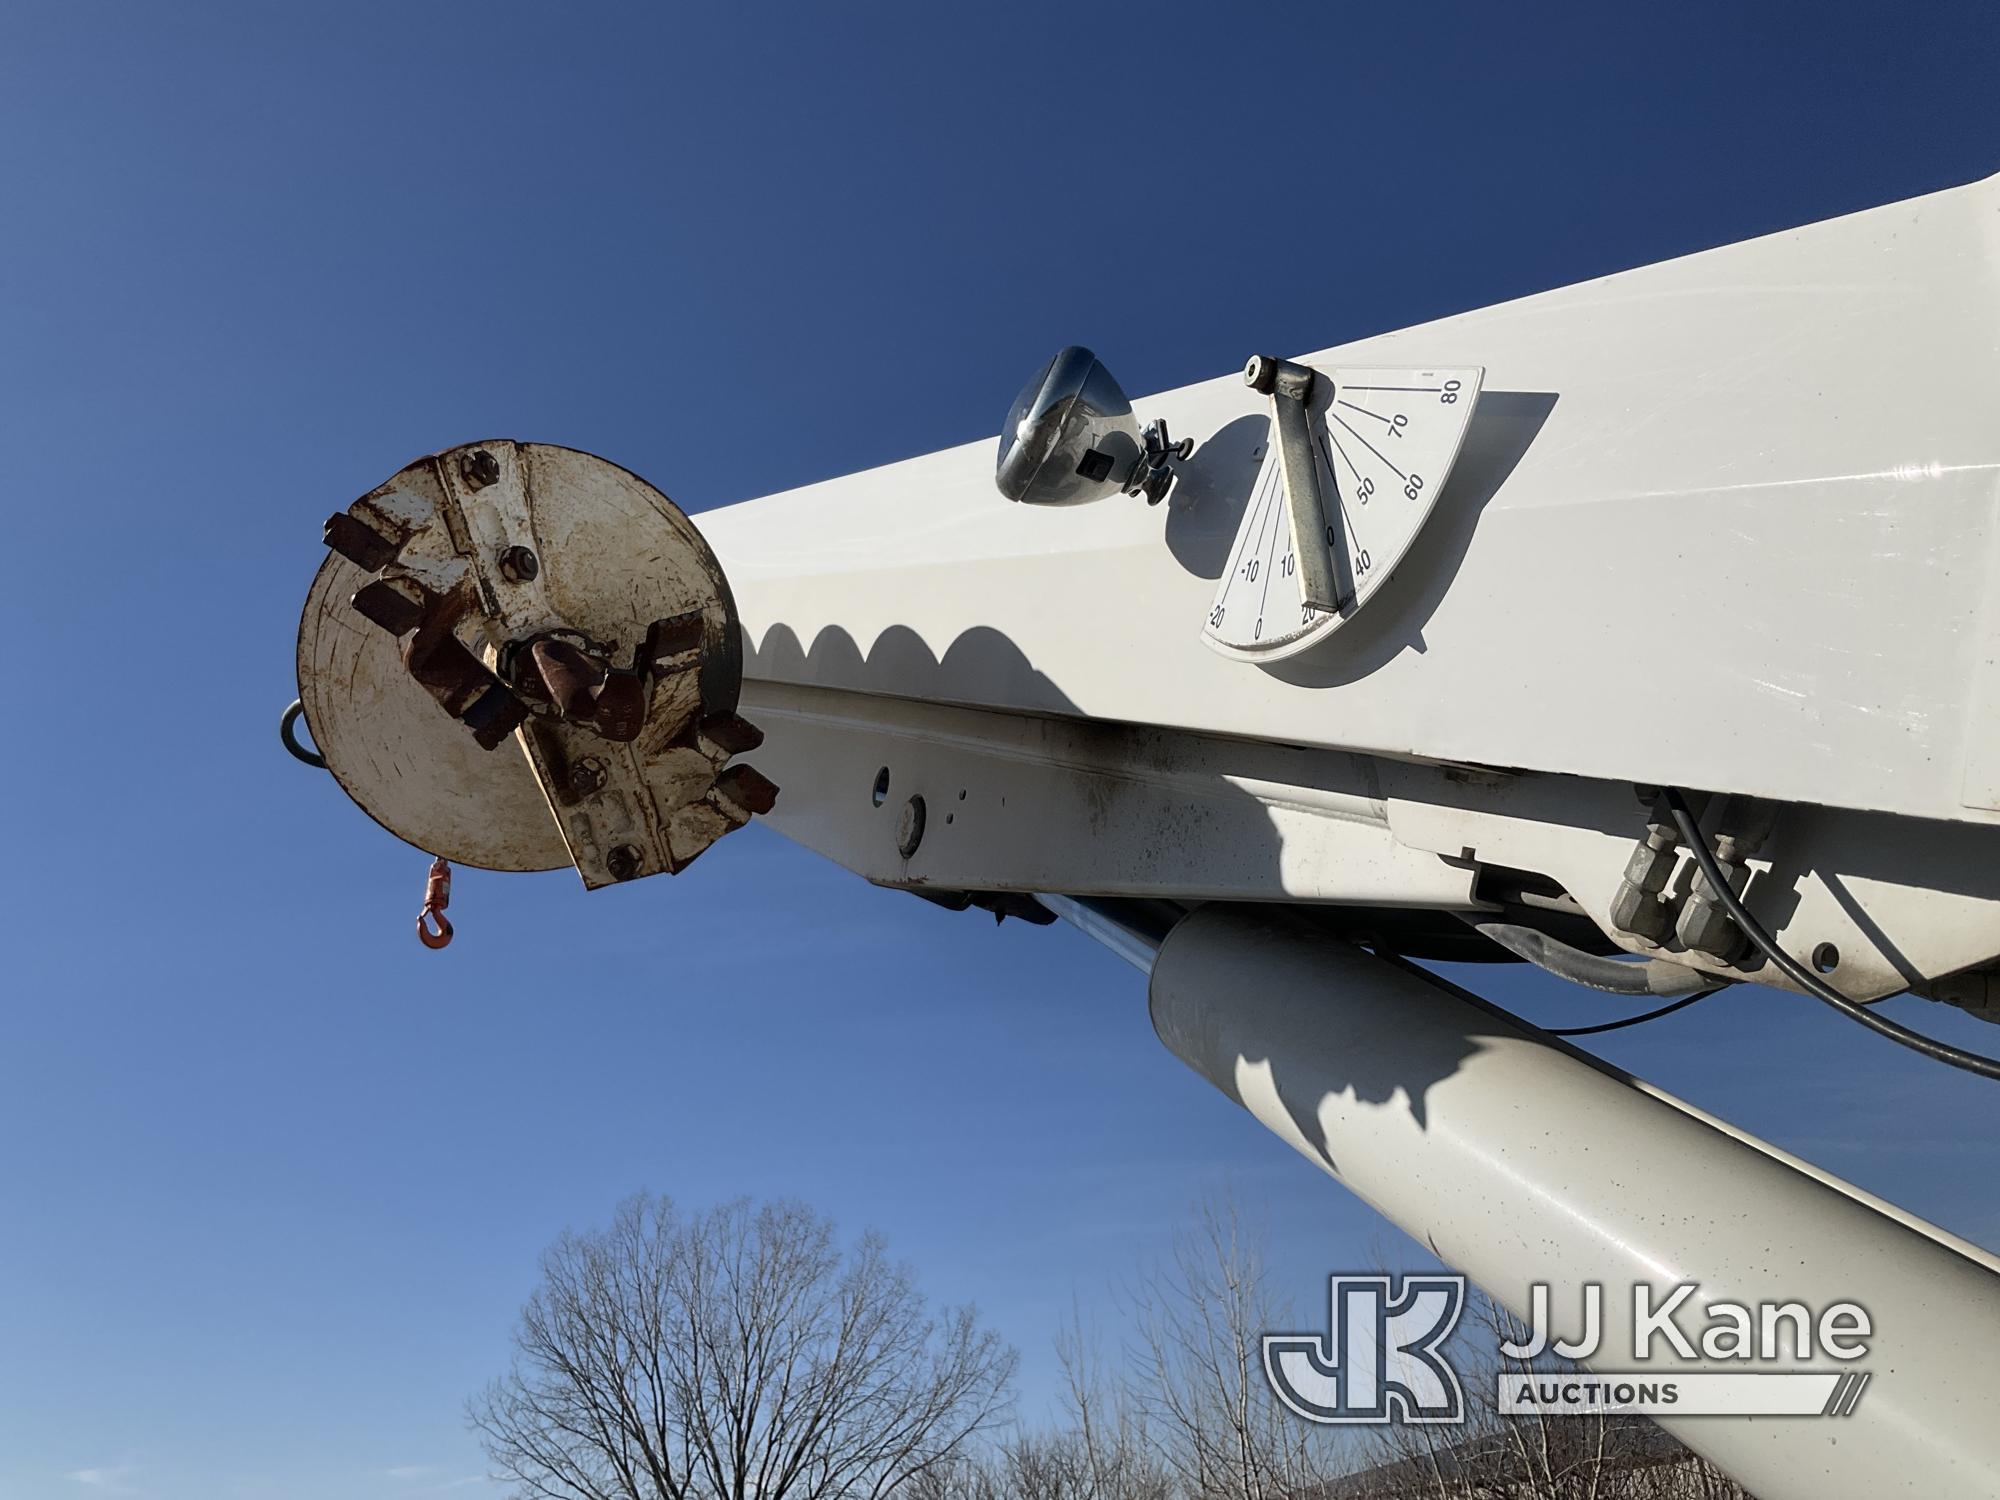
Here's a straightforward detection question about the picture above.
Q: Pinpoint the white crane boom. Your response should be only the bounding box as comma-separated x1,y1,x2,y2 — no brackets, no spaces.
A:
288,169,2000,1498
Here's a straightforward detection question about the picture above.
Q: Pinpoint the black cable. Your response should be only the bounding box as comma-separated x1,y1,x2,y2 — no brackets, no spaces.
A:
1547,989,1718,1036
280,699,328,769
1663,787,2000,1081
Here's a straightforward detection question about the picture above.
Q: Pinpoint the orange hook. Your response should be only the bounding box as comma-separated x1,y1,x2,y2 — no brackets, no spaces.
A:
417,856,454,950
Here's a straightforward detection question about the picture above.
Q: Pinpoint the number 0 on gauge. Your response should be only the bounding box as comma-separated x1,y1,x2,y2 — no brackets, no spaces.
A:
1202,365,1484,662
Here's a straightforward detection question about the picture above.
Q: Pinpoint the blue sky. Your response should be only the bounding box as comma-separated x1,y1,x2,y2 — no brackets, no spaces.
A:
4,4,2000,1498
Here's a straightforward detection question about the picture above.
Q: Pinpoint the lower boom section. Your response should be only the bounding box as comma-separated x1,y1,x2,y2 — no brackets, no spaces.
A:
1139,905,2000,1500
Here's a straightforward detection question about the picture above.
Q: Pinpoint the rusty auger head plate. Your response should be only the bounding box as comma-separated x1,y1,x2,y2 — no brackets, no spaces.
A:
296,441,776,887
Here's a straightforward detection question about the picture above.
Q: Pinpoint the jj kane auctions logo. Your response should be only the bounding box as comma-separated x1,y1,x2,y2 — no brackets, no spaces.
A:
1263,1276,1874,1423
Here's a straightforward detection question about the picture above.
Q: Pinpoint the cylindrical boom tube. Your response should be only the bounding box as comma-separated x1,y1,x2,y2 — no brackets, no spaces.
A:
1147,906,2000,1500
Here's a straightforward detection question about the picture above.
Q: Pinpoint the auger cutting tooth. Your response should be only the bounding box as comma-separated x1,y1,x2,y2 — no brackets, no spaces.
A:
714,764,780,817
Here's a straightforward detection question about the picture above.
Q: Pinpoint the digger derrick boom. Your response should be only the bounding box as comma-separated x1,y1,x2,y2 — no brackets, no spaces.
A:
291,171,2000,1499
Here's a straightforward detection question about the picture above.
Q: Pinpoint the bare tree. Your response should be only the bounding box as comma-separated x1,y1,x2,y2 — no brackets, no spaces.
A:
471,1194,1017,1500
902,1303,1174,1500
1054,1305,1174,1500
900,1427,1169,1500
1350,1281,1757,1500
885,1187,1759,1500
1124,1198,1348,1500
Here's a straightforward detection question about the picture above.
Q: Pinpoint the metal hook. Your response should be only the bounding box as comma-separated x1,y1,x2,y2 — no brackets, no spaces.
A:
417,856,453,950
417,909,454,949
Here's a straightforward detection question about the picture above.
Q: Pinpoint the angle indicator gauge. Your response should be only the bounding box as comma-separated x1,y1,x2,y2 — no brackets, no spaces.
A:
1203,362,1484,662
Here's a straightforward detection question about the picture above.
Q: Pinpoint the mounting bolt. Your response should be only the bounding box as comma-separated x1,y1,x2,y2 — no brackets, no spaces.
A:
569,755,607,797
605,844,644,881
897,795,927,859
460,448,501,491
499,545,540,583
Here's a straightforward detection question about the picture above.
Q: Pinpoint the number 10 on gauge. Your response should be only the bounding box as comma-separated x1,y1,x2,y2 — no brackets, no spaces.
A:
1203,364,1484,662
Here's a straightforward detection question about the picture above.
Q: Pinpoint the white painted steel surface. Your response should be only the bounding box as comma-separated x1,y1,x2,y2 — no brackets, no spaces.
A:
700,171,2000,827
738,680,1477,908
1148,905,2000,1500
741,679,2000,999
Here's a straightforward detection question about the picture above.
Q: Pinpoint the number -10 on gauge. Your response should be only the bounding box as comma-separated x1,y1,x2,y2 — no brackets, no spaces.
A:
1203,361,1484,662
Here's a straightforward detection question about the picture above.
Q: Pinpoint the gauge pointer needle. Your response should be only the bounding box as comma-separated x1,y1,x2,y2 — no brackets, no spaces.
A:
1245,355,1345,612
